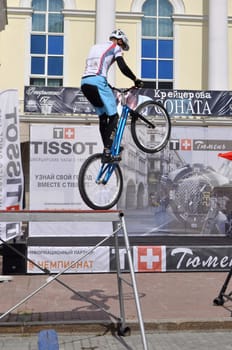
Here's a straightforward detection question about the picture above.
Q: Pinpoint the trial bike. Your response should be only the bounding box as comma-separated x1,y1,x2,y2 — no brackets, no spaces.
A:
78,86,171,210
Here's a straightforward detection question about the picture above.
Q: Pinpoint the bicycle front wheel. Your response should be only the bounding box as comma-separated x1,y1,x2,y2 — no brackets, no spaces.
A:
131,100,171,153
78,153,123,210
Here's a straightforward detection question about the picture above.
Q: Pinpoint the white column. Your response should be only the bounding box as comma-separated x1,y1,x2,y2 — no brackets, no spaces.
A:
95,0,115,43
96,0,116,84
208,0,228,90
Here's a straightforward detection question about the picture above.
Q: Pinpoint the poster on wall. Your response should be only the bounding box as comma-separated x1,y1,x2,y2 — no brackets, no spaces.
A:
122,125,232,237
27,243,232,273
24,86,232,117
0,89,24,241
29,124,112,237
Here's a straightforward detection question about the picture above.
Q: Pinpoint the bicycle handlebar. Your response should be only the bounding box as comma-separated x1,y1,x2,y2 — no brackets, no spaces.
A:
109,85,138,94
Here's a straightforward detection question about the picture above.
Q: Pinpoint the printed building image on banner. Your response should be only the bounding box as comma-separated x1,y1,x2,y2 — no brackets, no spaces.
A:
29,124,112,237
120,125,232,237
24,86,96,115
0,89,24,241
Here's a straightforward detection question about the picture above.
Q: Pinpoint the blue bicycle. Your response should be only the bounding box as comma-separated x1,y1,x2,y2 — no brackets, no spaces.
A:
78,86,171,210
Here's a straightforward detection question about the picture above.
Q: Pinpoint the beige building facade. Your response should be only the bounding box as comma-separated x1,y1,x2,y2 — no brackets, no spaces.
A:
0,1,232,100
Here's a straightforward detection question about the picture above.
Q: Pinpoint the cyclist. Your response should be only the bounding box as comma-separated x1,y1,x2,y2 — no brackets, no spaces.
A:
81,29,142,162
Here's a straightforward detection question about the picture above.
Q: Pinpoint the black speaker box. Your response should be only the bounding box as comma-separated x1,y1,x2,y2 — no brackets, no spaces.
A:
2,243,27,275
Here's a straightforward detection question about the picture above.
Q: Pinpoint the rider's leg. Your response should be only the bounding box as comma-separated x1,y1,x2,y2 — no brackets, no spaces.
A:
105,113,119,149
107,114,124,154
99,113,108,148
102,113,122,163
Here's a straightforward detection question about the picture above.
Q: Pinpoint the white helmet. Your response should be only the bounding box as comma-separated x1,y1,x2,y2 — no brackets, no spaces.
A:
109,29,129,51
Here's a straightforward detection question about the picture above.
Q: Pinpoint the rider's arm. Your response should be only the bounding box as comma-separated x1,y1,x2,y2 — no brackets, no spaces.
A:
116,56,136,82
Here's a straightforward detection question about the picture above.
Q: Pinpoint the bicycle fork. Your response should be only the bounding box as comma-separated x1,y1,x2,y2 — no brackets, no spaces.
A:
130,109,155,129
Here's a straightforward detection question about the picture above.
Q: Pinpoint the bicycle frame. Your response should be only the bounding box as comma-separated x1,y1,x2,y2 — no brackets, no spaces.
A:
96,103,130,185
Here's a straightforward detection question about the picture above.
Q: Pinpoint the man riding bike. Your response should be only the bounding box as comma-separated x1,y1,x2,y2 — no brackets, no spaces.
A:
81,29,142,162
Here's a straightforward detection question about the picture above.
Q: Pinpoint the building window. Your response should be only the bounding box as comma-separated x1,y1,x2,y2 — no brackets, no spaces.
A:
30,0,64,86
141,0,173,89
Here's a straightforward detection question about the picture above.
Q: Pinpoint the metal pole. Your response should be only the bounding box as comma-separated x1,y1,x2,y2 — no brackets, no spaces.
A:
120,213,149,350
113,222,126,330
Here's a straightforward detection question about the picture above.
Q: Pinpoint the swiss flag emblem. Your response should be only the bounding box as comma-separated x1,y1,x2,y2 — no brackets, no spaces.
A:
64,128,75,139
133,246,166,272
181,139,192,150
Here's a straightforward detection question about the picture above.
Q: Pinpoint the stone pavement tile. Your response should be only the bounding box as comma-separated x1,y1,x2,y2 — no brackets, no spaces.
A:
1,271,232,333
1,331,232,350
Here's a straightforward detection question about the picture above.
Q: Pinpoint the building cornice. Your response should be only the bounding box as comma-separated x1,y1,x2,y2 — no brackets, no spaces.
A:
62,9,94,18
20,114,98,124
20,114,232,127
172,14,207,22
6,8,232,23
173,14,232,24
117,12,144,20
62,9,143,20
7,7,32,16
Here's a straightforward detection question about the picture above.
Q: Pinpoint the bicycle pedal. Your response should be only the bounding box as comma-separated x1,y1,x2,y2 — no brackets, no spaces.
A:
111,155,121,162
101,154,121,163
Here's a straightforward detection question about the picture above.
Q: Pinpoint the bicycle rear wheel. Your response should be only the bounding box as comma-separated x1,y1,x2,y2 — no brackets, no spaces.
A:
78,153,123,210
131,100,171,153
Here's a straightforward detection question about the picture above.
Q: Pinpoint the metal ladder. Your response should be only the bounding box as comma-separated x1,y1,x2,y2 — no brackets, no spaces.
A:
0,210,148,350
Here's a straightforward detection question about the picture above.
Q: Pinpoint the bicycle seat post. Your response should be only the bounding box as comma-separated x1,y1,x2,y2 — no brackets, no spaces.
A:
120,90,127,106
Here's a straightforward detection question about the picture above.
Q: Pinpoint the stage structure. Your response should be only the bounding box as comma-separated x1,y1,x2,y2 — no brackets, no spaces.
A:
0,209,148,350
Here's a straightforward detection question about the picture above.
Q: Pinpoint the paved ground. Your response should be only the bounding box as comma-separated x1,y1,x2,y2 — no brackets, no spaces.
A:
1,330,232,350
1,271,232,349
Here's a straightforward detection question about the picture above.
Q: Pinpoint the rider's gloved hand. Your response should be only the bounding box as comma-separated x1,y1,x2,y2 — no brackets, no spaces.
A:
134,79,143,88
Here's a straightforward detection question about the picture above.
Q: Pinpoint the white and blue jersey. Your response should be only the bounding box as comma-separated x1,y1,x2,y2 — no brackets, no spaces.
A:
81,41,135,117
82,41,123,78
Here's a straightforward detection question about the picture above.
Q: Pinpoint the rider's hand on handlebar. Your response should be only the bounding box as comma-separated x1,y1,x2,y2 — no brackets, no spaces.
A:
134,79,144,88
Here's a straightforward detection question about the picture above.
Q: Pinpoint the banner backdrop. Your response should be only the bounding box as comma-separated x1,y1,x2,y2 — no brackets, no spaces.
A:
27,94,232,273
0,90,24,241
24,86,232,117
27,244,232,273
28,123,232,273
29,124,112,237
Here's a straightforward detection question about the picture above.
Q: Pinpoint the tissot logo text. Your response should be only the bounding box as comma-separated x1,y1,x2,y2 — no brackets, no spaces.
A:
30,141,97,155
169,139,179,150
53,127,75,139
134,246,166,272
